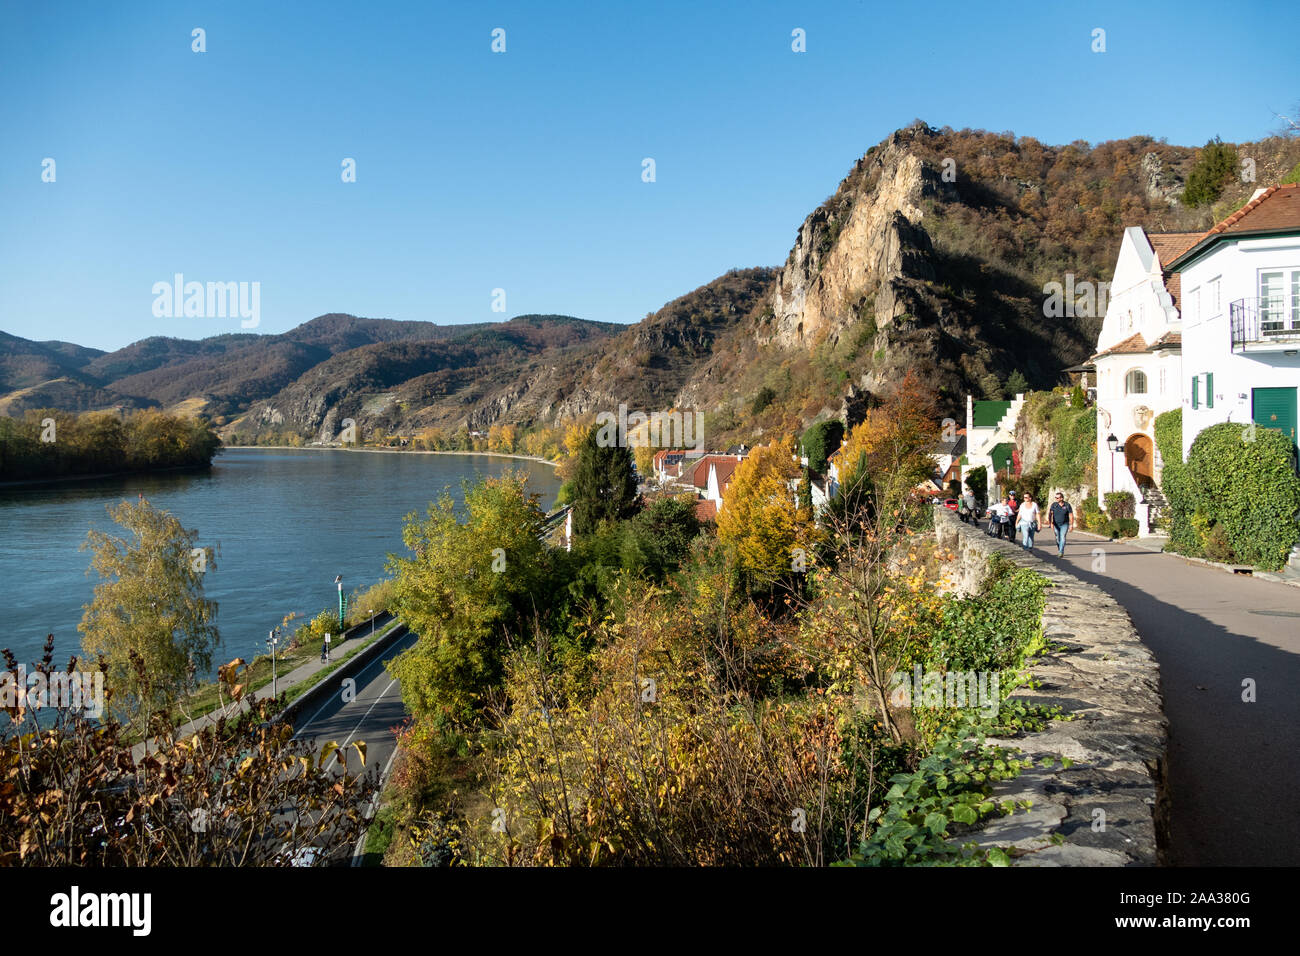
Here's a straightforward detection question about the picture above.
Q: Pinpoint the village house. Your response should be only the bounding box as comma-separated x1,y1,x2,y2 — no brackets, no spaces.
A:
1091,226,1198,533
961,394,1024,503
1164,184,1300,465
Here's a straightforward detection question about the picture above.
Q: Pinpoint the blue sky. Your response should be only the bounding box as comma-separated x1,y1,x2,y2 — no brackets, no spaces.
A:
1,0,1296,352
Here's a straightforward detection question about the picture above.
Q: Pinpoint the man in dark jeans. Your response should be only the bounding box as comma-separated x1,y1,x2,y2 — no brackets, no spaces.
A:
1048,492,1076,557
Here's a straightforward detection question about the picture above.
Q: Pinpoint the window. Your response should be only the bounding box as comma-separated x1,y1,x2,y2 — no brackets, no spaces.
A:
1261,271,1285,332
1187,287,1199,324
1125,369,1147,395
1208,277,1221,316
1126,310,1133,331
1159,368,1167,394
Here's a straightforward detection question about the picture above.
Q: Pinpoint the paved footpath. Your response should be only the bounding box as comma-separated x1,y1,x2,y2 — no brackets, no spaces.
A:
1038,531,1300,865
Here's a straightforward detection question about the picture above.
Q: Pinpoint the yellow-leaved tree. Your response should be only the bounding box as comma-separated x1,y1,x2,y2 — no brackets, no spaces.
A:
79,498,220,728
716,437,818,588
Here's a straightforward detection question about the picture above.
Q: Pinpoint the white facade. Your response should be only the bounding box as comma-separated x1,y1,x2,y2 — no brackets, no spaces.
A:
1092,227,1186,520
1177,226,1300,463
962,394,1023,503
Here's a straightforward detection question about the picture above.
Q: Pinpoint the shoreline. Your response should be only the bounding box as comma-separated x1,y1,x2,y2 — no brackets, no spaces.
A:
219,444,561,469
0,462,211,490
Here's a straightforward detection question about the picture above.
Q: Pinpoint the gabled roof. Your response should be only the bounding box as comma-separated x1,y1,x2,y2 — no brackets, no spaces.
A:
1146,231,1201,267
1166,184,1300,270
1092,330,1181,360
690,454,741,489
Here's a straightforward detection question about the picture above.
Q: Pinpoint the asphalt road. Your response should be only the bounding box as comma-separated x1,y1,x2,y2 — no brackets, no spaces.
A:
1041,532,1300,866
290,628,418,862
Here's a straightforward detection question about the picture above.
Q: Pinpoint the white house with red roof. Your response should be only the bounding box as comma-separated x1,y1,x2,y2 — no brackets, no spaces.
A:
1091,226,1197,530
1165,184,1300,465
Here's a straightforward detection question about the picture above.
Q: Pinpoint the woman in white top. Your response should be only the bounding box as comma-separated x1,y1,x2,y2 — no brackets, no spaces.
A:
1016,492,1041,550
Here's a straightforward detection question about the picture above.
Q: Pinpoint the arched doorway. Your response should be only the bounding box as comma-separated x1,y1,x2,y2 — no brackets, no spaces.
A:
1125,433,1154,487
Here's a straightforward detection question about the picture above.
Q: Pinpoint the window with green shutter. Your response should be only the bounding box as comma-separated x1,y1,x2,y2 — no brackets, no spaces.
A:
1206,372,1214,409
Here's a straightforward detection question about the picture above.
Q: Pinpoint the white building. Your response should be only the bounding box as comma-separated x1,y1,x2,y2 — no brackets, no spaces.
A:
1091,227,1198,532
962,394,1024,502
1166,185,1300,466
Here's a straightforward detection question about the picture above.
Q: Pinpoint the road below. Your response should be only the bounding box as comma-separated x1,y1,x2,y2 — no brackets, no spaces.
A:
290,628,418,862
1041,532,1300,865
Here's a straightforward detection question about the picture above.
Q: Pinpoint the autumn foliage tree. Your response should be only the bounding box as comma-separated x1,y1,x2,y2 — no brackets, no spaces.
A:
716,437,819,590
835,370,942,509
78,498,220,729
0,639,376,866
387,472,549,724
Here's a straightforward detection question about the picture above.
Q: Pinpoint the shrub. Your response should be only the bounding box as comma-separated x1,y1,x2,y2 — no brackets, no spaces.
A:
750,387,777,416
1154,408,1182,469
1161,461,1200,555
1080,496,1104,531
1202,524,1236,564
1183,423,1300,569
1107,518,1139,538
1103,491,1136,520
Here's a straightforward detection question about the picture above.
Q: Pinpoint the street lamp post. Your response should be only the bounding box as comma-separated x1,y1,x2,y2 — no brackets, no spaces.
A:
334,574,346,633
267,630,279,699
1106,433,1118,494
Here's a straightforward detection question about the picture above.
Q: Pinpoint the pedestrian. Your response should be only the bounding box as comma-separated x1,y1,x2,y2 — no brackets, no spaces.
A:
960,488,977,525
1017,492,1040,550
321,633,331,663
1048,491,1076,557
1003,491,1019,541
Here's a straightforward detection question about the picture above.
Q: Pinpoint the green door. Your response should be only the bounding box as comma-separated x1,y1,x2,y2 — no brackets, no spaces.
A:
1253,387,1298,458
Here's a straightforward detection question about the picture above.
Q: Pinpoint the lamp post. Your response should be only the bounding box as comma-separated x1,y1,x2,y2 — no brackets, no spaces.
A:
1106,433,1118,493
334,574,346,632
267,630,279,699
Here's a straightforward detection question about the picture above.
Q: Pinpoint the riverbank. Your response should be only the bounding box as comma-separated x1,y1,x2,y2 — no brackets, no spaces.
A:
0,462,212,490
219,444,561,469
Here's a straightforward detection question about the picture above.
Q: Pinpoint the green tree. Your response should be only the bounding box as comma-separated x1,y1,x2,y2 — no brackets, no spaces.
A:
801,419,845,472
78,498,220,727
386,472,548,724
1005,370,1029,396
1183,137,1239,207
619,496,702,579
570,425,639,535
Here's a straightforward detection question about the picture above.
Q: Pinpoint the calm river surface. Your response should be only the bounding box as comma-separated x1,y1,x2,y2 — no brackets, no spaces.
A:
0,448,560,675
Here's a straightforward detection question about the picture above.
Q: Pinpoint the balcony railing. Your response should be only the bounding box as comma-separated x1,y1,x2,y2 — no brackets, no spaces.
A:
1230,297,1300,350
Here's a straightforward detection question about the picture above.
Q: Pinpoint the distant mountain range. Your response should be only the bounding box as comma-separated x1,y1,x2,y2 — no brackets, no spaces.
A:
5,122,1298,447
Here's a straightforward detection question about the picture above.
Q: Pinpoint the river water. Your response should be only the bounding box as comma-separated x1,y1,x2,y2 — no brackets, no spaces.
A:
0,448,561,675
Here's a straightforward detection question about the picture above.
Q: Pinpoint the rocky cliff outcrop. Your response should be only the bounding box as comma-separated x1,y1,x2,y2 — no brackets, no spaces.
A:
763,128,953,350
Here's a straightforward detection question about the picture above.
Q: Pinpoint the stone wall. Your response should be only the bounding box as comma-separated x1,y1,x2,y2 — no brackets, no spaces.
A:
932,508,1169,865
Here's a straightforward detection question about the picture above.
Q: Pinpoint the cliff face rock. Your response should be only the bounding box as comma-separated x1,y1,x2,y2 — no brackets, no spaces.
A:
1141,152,1182,207
763,130,952,350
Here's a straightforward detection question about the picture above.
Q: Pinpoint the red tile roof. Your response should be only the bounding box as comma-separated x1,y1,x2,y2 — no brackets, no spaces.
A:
1204,183,1300,237
1167,184,1300,269
1092,332,1148,359
1146,231,1201,266
1092,330,1181,360
694,499,718,522
690,454,741,489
